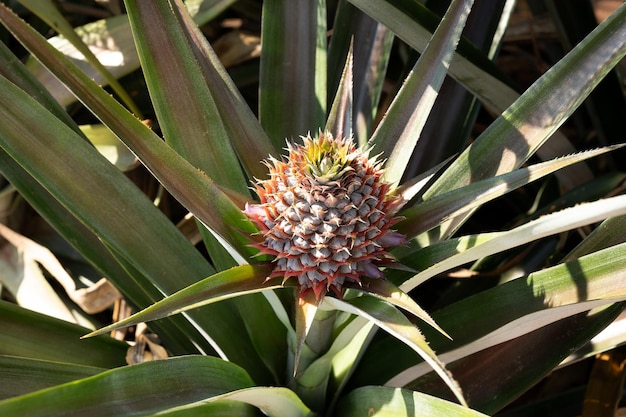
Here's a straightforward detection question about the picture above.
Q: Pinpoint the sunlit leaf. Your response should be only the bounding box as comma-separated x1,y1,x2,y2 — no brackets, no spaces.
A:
324,296,467,406
388,242,626,387
370,0,474,186
424,3,626,197
84,264,279,338
125,0,248,194
336,386,487,416
398,145,625,239
205,387,314,417
400,194,626,291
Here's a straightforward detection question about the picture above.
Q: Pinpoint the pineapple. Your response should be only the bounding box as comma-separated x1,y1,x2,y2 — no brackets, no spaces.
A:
245,132,406,300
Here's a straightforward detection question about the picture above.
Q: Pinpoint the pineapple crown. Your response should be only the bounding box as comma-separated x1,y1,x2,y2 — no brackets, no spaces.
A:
298,133,363,182
245,131,406,300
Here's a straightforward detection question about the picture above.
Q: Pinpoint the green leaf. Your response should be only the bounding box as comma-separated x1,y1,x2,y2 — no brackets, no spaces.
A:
336,386,487,417
0,356,254,417
398,145,625,239
370,0,474,186
323,296,467,406
0,356,104,400
408,303,625,414
154,400,257,417
348,0,514,116
125,0,248,194
388,242,626,388
0,41,81,133
0,300,128,368
0,3,257,258
259,0,327,147
352,277,449,338
348,0,613,192
206,387,315,417
124,0,253,270
83,264,279,338
325,44,353,140
0,150,198,355
295,315,375,409
424,2,626,197
399,194,626,292
327,1,393,145
25,1,238,107
0,71,278,378
173,0,277,180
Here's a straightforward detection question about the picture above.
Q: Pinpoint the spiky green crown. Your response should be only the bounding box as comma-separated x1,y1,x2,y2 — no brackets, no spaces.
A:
245,132,405,300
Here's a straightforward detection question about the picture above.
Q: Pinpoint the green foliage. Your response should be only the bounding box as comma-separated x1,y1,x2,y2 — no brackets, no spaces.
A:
0,0,625,416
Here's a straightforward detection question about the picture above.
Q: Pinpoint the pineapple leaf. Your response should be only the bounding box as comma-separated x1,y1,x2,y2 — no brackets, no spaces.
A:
352,277,450,339
370,0,474,186
25,1,237,108
399,194,626,292
325,42,354,141
323,295,467,406
398,145,626,239
0,356,105,399
125,0,249,195
196,387,315,417
327,2,393,146
83,264,280,338
0,300,128,369
386,242,626,390
173,0,276,180
125,0,254,270
348,0,523,114
424,3,626,197
259,0,327,146
0,2,257,258
336,386,488,417
0,356,255,417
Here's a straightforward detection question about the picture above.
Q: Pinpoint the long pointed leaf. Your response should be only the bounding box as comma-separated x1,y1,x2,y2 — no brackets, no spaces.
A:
0,3,257,257
398,145,624,239
0,356,254,417
173,0,276,180
337,386,487,417
323,296,467,406
389,242,626,387
352,277,449,338
259,0,327,147
400,194,626,291
125,0,248,194
0,356,104,400
84,264,278,338
205,387,314,417
0,300,127,369
327,1,394,145
0,71,272,378
370,0,474,186
19,0,141,116
325,44,353,140
424,2,626,197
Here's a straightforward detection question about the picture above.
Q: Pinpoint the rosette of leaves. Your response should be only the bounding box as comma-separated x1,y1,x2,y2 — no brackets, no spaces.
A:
0,0,625,416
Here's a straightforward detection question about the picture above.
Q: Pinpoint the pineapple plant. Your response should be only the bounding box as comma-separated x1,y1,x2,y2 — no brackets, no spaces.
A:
0,0,624,416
